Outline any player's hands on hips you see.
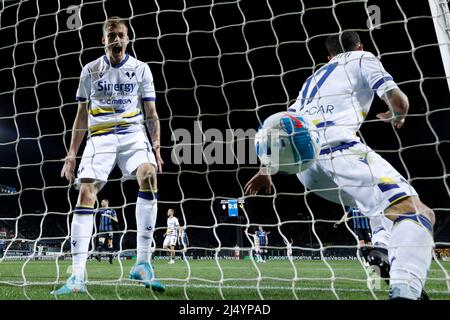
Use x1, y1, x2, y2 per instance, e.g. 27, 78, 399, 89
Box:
61, 155, 76, 182
244, 171, 272, 195
376, 111, 405, 129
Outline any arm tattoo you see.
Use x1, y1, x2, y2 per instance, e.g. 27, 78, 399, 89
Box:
145, 114, 160, 147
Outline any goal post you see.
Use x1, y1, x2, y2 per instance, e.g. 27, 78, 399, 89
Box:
429, 0, 450, 91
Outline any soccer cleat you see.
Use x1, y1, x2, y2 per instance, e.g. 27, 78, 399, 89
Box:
168, 259, 175, 264
366, 247, 390, 284
50, 275, 87, 296
129, 262, 166, 293
389, 288, 430, 300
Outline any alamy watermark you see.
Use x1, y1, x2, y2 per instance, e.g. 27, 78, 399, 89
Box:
171, 121, 258, 165
66, 5, 81, 30
366, 5, 381, 30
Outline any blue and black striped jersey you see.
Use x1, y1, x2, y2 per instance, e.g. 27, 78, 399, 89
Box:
98, 208, 117, 232
348, 207, 370, 230
256, 230, 267, 245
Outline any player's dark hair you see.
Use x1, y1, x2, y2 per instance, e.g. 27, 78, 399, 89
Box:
325, 31, 361, 56
103, 16, 127, 33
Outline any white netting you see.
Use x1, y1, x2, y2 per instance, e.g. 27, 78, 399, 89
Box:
0, 0, 449, 300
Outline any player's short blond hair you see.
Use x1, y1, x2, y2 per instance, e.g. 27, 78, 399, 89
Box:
103, 16, 128, 34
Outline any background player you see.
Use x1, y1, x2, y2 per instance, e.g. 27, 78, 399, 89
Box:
256, 226, 269, 262
334, 207, 372, 262
283, 237, 294, 260
54, 16, 165, 295
94, 198, 118, 264
246, 228, 262, 263
178, 226, 189, 261
245, 31, 435, 300
163, 209, 180, 264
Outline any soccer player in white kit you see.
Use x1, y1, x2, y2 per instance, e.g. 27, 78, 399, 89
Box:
163, 209, 180, 264
245, 31, 435, 300
53, 16, 165, 295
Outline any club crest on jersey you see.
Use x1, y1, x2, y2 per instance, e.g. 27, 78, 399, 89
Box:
125, 71, 135, 79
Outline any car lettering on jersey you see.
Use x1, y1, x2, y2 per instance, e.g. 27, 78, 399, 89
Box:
302, 104, 334, 116
97, 81, 136, 93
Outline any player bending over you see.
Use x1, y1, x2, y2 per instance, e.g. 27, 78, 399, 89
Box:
245, 31, 435, 300
163, 209, 181, 264
53, 16, 165, 295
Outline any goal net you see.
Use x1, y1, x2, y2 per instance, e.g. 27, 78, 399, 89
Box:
0, 0, 449, 300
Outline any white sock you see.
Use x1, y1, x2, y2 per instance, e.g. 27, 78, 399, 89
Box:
389, 214, 434, 299
136, 190, 157, 264
71, 208, 94, 280
370, 214, 393, 247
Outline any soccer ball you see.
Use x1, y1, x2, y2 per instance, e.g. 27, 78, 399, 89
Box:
254, 112, 321, 174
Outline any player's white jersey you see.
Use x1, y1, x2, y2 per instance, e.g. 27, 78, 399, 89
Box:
288, 50, 398, 147
251, 234, 260, 250
76, 54, 155, 137
166, 217, 179, 237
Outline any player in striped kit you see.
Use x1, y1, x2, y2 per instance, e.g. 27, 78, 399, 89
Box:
334, 207, 372, 247
54, 16, 165, 295
246, 31, 435, 300
334, 207, 372, 266
94, 199, 118, 264
256, 226, 269, 263
163, 209, 180, 264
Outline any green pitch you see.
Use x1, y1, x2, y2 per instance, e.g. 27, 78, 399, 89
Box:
0, 259, 449, 300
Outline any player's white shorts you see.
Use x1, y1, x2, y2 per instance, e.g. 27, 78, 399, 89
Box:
163, 235, 177, 247
76, 129, 156, 190
297, 141, 417, 217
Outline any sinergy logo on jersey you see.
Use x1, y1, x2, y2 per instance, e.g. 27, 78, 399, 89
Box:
97, 81, 136, 93
97, 81, 135, 105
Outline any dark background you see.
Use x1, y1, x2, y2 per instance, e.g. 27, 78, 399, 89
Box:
0, 0, 449, 253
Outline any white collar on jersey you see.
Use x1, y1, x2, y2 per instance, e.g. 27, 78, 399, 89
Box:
103, 53, 129, 68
